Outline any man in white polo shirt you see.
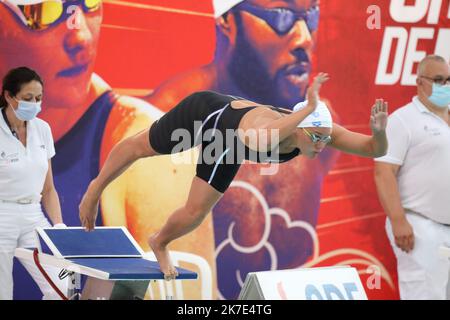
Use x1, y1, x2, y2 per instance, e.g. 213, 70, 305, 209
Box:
374, 55, 450, 300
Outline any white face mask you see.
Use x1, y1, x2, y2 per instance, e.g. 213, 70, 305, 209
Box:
12, 98, 42, 121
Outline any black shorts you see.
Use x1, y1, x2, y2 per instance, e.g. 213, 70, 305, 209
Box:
149, 91, 251, 193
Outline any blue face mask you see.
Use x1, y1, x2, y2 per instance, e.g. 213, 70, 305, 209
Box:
428, 83, 450, 108
12, 99, 42, 121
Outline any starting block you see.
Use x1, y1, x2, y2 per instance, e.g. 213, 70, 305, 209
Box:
14, 227, 197, 300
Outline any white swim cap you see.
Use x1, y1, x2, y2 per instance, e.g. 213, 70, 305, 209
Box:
293, 100, 333, 128
213, 0, 245, 18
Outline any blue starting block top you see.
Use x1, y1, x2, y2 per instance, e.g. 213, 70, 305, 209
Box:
38, 227, 142, 258
35, 227, 197, 280
68, 257, 197, 280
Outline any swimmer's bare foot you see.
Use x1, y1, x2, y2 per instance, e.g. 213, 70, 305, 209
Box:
148, 233, 178, 281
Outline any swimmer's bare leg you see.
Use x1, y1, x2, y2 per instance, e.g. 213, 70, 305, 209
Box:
148, 177, 223, 279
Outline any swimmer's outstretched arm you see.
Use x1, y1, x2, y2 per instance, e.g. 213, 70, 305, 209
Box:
329, 99, 388, 158
259, 73, 329, 150
79, 129, 153, 230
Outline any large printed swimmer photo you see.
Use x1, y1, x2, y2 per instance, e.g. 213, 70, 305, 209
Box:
1, 0, 449, 300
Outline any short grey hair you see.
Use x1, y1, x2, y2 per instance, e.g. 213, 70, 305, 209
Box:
417, 55, 448, 76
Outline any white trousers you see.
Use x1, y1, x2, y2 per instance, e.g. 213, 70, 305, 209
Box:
386, 212, 450, 300
0, 202, 67, 300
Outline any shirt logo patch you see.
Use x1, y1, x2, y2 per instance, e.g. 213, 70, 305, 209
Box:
423, 125, 441, 136
0, 151, 19, 165
40, 144, 46, 149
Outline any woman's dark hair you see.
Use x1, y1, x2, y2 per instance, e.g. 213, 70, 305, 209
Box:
0, 67, 43, 109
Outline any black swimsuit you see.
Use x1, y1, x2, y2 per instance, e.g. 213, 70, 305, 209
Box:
149, 91, 300, 193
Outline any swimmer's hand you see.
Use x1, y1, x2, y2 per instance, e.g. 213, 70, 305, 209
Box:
79, 181, 100, 231
370, 99, 388, 135
306, 73, 329, 111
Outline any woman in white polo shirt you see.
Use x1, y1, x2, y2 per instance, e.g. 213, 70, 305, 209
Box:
0, 67, 66, 300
